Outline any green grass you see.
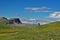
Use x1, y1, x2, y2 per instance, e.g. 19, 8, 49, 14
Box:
0, 21, 60, 40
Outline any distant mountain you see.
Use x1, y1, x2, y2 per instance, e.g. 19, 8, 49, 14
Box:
0, 17, 7, 21
0, 17, 49, 25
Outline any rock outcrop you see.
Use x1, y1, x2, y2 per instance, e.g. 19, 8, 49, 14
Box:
7, 18, 22, 24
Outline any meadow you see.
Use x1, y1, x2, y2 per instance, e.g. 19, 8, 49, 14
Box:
0, 21, 60, 40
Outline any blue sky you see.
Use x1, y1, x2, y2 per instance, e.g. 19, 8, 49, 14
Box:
0, 0, 60, 22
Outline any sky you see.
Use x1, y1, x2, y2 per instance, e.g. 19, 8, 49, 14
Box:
0, 0, 60, 22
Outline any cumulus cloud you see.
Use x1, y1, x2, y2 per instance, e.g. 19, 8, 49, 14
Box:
24, 6, 52, 12
49, 12, 60, 18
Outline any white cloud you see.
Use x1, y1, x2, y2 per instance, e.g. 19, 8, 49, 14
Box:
24, 6, 52, 12
29, 18, 36, 20
49, 12, 60, 18
20, 18, 49, 25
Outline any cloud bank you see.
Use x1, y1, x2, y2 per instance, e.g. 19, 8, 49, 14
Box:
20, 18, 48, 25
49, 12, 60, 18
25, 6, 52, 12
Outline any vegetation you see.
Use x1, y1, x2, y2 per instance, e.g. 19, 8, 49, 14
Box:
0, 21, 60, 40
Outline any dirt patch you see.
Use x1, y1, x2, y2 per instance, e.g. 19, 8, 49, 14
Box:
0, 30, 19, 37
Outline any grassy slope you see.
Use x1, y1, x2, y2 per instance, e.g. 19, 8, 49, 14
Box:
0, 21, 60, 40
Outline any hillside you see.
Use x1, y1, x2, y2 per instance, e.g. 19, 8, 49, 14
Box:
0, 21, 60, 40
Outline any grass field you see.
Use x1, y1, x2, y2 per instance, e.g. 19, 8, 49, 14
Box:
0, 21, 60, 40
